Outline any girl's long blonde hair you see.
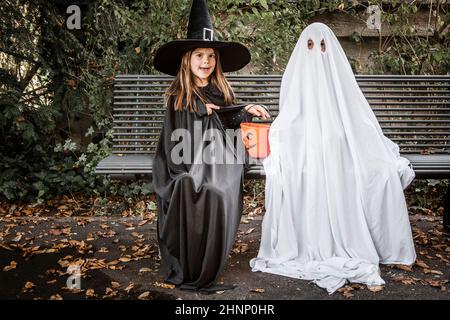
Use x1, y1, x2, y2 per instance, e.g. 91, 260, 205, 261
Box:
165, 48, 235, 111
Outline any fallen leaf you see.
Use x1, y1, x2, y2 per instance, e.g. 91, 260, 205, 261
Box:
131, 232, 143, 239
430, 270, 444, 275
12, 233, 23, 242
427, 279, 442, 287
138, 220, 149, 227
24, 281, 35, 290
240, 218, 249, 224
50, 294, 63, 300
108, 265, 124, 271
121, 222, 134, 228
350, 284, 365, 290
102, 230, 117, 238
49, 229, 62, 236
435, 254, 450, 263
343, 292, 354, 298
3, 261, 17, 272
415, 259, 429, 269
119, 257, 131, 263
138, 291, 150, 300
111, 282, 121, 289
250, 288, 265, 293
139, 267, 152, 273
105, 288, 113, 295
43, 248, 59, 254
102, 288, 118, 299
232, 243, 249, 253
0, 243, 13, 251
86, 233, 95, 241
338, 285, 355, 298
392, 275, 417, 285
125, 283, 135, 293
367, 285, 384, 292
86, 289, 96, 297
154, 282, 175, 289
245, 228, 255, 235
395, 264, 412, 272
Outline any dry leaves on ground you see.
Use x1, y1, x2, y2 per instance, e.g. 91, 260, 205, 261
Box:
138, 291, 150, 300
250, 288, 265, 293
232, 243, 249, 254
3, 260, 17, 272
367, 285, 384, 293
154, 282, 175, 289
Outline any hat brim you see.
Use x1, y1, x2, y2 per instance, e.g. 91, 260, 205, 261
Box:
153, 40, 251, 76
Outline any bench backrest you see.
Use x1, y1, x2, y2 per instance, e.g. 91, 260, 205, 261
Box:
112, 75, 450, 155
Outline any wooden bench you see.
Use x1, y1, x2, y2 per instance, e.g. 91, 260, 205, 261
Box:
95, 74, 450, 228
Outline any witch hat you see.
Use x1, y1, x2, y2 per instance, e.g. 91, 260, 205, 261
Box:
153, 0, 251, 76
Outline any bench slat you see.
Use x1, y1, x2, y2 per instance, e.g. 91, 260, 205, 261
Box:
96, 74, 450, 179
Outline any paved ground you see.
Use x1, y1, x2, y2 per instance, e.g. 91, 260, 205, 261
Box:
0, 209, 449, 300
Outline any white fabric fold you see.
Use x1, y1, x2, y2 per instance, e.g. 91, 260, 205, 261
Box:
250, 23, 416, 294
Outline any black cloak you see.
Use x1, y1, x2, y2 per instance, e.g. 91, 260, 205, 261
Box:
152, 82, 251, 291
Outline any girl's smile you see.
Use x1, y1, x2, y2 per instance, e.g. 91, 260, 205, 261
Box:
199, 66, 212, 73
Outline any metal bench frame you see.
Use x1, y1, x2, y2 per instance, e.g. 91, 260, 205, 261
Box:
95, 74, 450, 228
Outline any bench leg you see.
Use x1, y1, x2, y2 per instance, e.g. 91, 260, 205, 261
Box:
444, 183, 450, 232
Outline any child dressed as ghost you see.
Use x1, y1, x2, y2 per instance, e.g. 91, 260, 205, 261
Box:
250, 23, 416, 294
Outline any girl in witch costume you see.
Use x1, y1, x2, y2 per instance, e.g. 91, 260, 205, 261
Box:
152, 0, 269, 292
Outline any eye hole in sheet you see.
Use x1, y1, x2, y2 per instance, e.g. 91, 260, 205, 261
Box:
321, 39, 326, 52
307, 38, 314, 50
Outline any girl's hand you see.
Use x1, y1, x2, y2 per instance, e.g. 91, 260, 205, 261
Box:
205, 103, 220, 115
244, 104, 270, 120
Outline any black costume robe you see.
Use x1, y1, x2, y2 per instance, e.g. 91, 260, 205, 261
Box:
152, 82, 251, 291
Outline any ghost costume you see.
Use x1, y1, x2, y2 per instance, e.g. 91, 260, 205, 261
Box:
250, 23, 416, 294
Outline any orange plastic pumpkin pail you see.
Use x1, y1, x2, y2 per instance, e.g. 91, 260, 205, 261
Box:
240, 122, 271, 159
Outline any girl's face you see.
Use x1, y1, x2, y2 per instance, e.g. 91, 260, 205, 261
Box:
190, 48, 216, 86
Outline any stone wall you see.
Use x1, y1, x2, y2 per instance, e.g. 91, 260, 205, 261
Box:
307, 4, 446, 72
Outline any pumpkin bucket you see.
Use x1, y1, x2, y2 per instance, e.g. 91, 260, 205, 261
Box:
240, 107, 272, 159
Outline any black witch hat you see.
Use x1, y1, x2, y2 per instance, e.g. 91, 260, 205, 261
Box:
153, 0, 251, 76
